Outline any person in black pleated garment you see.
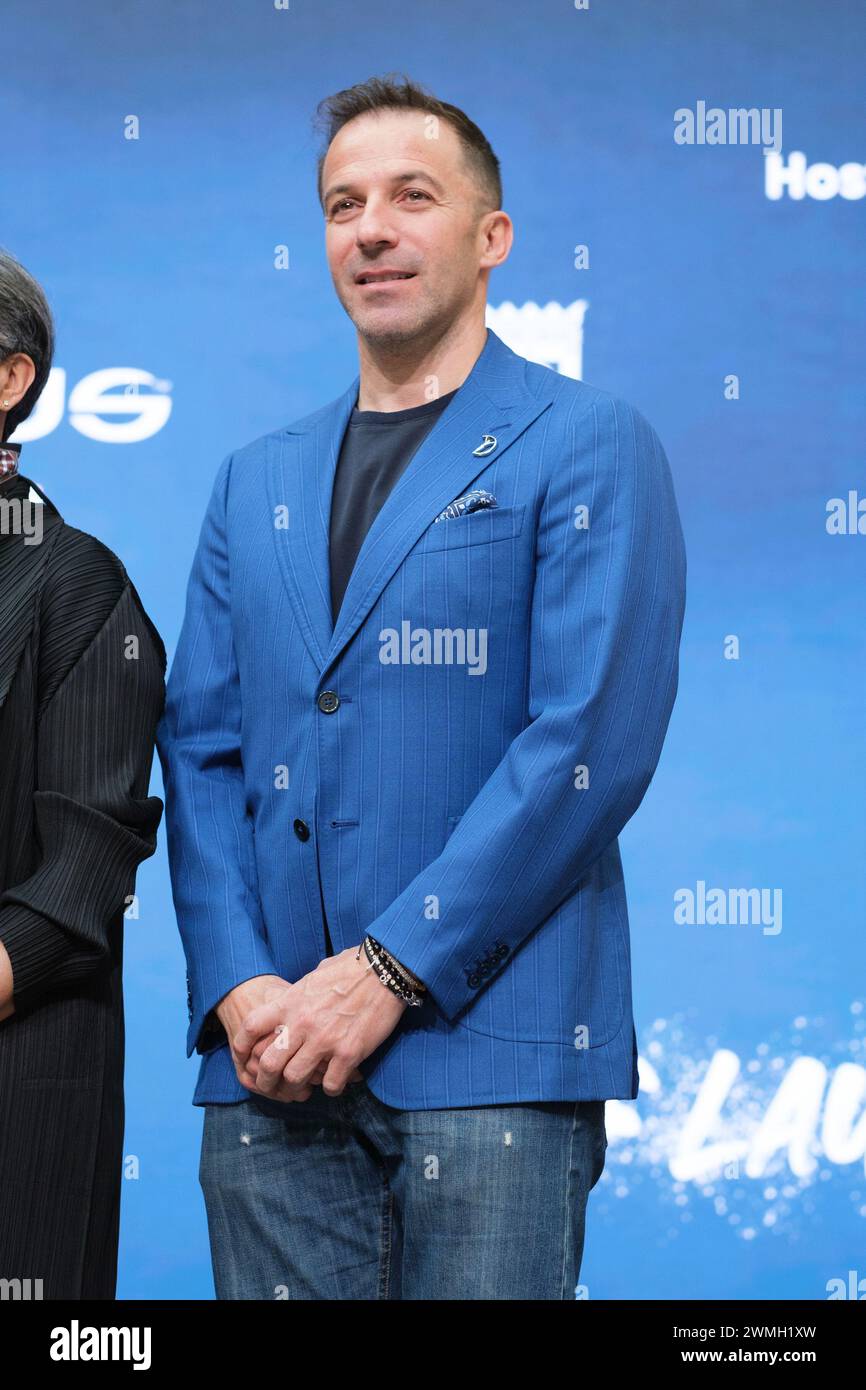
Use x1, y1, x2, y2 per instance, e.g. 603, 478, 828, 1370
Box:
0, 249, 166, 1298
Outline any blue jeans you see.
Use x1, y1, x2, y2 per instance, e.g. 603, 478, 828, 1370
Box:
199, 1080, 607, 1299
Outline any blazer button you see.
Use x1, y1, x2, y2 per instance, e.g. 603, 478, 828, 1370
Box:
293, 818, 310, 841
317, 690, 340, 713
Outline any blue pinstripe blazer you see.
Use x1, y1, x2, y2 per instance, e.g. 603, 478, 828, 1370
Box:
157, 327, 687, 1109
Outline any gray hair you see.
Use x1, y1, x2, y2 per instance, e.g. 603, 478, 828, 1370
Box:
0, 249, 55, 443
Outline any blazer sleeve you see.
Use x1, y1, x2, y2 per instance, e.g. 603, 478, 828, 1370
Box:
0, 541, 166, 1012
156, 454, 280, 1058
369, 393, 688, 1022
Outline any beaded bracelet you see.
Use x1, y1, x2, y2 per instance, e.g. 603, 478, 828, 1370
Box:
358, 934, 427, 1007
363, 935, 426, 1005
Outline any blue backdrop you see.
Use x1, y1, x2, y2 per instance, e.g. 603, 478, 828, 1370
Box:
3, 0, 864, 1301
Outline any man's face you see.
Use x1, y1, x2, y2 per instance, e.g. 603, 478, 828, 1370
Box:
321, 109, 492, 349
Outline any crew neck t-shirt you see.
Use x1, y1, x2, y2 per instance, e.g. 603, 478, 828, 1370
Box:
328, 387, 458, 625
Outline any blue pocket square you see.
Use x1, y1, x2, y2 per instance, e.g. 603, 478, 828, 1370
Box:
434, 489, 498, 523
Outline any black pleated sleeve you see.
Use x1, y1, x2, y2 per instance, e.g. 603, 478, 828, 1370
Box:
0, 527, 166, 1010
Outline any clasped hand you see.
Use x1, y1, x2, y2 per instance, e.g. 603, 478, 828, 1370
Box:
232, 946, 407, 1103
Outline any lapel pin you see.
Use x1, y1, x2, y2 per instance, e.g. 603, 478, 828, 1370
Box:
472, 434, 497, 457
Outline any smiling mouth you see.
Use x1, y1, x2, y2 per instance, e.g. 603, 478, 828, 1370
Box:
356, 272, 417, 286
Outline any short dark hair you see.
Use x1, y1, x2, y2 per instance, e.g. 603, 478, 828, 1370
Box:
314, 73, 502, 216
0, 249, 55, 443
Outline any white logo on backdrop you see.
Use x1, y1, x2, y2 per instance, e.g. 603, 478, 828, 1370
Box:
10, 368, 173, 444
602, 1007, 866, 1243
765, 151, 866, 200
487, 300, 587, 380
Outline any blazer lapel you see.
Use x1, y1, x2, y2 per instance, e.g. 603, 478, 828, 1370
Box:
0, 474, 61, 710
266, 378, 358, 672
267, 328, 556, 678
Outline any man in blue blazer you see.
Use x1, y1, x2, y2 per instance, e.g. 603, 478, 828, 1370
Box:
158, 74, 686, 1300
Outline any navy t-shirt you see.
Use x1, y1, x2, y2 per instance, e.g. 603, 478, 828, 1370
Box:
329, 387, 458, 624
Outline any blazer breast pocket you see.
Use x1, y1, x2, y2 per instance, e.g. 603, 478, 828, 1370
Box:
410, 504, 526, 556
